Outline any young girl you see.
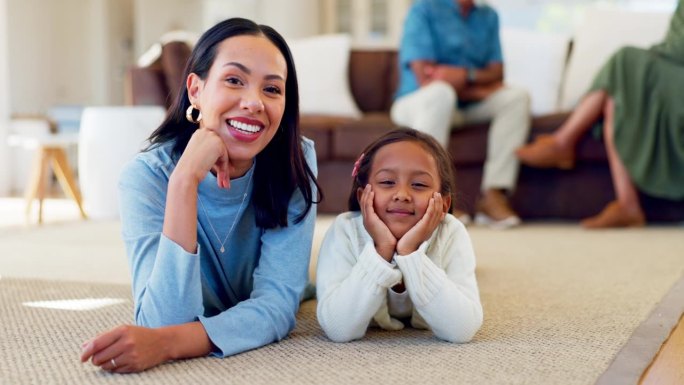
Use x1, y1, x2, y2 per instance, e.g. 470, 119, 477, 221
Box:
316, 128, 483, 343
80, 18, 320, 372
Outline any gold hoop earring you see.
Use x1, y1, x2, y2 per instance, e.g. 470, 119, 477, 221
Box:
185, 105, 202, 124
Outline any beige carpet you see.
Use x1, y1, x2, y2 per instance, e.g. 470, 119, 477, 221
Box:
1, 223, 683, 384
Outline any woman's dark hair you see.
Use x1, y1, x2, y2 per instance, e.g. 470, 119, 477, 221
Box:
147, 17, 321, 228
348, 127, 455, 213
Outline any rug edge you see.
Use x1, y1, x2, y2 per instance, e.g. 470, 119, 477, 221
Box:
595, 272, 684, 385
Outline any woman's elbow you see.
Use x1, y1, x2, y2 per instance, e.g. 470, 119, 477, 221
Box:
134, 306, 196, 329
134, 310, 156, 328
276, 312, 298, 341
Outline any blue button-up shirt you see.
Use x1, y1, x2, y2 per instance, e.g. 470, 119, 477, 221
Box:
395, 0, 503, 99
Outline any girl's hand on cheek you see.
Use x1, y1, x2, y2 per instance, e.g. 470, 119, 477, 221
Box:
175, 128, 232, 189
397, 192, 444, 255
359, 184, 396, 262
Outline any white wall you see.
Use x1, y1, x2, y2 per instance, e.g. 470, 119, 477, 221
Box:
133, 0, 203, 58
202, 0, 259, 29
321, 0, 411, 47
8, 0, 94, 114
7, 0, 133, 115
201, 0, 321, 41
90, 0, 134, 106
201, 0, 321, 40
134, 0, 320, 59
258, 0, 320, 40
488, 0, 677, 33
0, 0, 10, 194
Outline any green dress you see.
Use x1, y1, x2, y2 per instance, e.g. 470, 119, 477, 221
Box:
589, 0, 684, 200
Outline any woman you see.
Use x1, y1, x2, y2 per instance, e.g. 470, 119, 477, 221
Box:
80, 18, 320, 372
516, 1, 684, 228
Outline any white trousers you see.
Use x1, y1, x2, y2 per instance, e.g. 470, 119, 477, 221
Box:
390, 81, 531, 191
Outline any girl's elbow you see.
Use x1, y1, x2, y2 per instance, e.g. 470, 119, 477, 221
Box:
317, 314, 362, 343
438, 313, 483, 343
439, 327, 479, 344
329, 335, 355, 343
322, 327, 360, 343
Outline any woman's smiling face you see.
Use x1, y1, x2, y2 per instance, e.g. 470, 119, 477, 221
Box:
187, 34, 287, 176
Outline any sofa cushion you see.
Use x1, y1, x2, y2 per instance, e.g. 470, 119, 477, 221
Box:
300, 115, 356, 161
290, 34, 362, 118
448, 122, 490, 165
500, 27, 570, 115
331, 113, 398, 159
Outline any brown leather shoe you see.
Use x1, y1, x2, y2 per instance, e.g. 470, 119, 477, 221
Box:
516, 135, 575, 169
581, 201, 646, 229
475, 189, 521, 229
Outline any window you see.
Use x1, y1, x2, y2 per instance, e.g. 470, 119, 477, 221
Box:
322, 0, 411, 47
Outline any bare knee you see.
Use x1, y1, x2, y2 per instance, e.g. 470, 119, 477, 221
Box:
603, 97, 615, 138
603, 96, 614, 115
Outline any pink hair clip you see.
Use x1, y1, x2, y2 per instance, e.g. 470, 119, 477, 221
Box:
351, 152, 365, 178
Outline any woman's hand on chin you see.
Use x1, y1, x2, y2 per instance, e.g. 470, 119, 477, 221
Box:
177, 127, 232, 189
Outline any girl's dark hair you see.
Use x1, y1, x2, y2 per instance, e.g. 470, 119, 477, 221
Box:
348, 127, 455, 213
147, 17, 321, 228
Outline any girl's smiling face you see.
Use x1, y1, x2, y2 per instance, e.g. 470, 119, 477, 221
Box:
364, 140, 445, 239
187, 34, 287, 176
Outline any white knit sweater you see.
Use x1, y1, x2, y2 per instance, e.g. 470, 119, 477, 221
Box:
316, 212, 483, 343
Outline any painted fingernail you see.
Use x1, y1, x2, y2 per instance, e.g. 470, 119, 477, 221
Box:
81, 341, 93, 353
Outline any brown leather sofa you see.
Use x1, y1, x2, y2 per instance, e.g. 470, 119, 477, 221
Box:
127, 44, 684, 222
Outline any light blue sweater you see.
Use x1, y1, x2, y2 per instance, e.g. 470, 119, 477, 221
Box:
118, 138, 317, 357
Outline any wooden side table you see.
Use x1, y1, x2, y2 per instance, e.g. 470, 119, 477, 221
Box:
8, 133, 87, 224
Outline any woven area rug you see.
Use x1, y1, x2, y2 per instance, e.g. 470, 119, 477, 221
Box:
1, 226, 683, 384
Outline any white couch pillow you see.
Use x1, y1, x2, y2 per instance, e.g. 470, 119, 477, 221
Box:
501, 27, 571, 116
559, 7, 672, 110
289, 34, 362, 118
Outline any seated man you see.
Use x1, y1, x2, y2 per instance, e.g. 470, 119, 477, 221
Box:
391, 0, 530, 229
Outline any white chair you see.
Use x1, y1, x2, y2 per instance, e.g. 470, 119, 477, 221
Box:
78, 106, 166, 220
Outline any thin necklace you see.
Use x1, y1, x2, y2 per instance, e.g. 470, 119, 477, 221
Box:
197, 168, 254, 254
